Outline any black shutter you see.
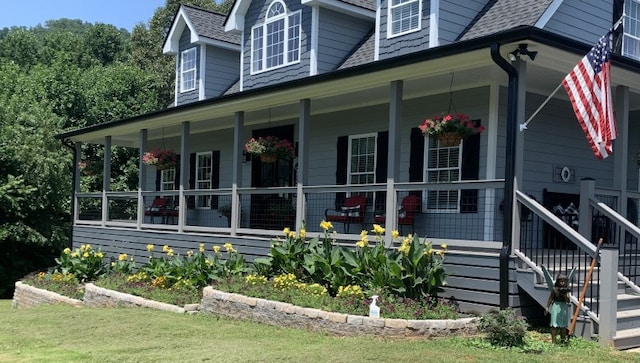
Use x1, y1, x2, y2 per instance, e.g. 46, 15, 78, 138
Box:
408, 127, 424, 208
210, 150, 220, 209
173, 160, 180, 207
461, 120, 481, 213
187, 153, 196, 209
155, 170, 161, 191
375, 131, 388, 212
335, 136, 348, 209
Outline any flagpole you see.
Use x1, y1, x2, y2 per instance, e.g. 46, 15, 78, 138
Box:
519, 83, 563, 131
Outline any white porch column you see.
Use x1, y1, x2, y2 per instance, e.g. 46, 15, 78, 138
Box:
102, 136, 111, 227
384, 80, 402, 247
137, 129, 148, 229
179, 122, 190, 233
614, 85, 629, 247
232, 111, 244, 235
297, 99, 310, 232
512, 58, 527, 251
599, 245, 619, 348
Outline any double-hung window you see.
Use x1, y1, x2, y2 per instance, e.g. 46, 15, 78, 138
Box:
180, 48, 197, 92
388, 0, 421, 37
623, 0, 640, 60
348, 133, 377, 202
196, 152, 212, 208
251, 0, 301, 73
160, 168, 176, 192
424, 137, 461, 211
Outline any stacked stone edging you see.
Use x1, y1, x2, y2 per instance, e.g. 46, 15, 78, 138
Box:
11, 281, 83, 309
200, 287, 478, 337
83, 283, 185, 313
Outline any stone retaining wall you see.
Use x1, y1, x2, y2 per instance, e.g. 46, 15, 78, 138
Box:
83, 283, 186, 313
200, 287, 478, 337
12, 281, 83, 309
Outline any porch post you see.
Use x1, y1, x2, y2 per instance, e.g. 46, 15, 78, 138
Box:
512, 59, 527, 251
137, 129, 148, 229
232, 111, 244, 235
579, 178, 595, 242
384, 80, 402, 247
599, 245, 619, 348
73, 142, 82, 223
179, 122, 190, 233
296, 99, 310, 232
102, 136, 111, 227
614, 85, 629, 248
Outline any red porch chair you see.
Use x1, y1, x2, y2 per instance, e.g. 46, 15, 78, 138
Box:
325, 195, 368, 233
144, 197, 167, 224
373, 194, 421, 235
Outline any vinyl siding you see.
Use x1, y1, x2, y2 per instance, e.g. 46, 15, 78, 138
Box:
242, 0, 311, 90
541, 0, 612, 45
204, 45, 240, 99
176, 29, 200, 106
378, 0, 430, 60
317, 8, 373, 73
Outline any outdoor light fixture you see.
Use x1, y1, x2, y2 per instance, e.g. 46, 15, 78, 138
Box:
508, 44, 538, 61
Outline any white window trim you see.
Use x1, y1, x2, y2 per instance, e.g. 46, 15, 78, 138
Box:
250, 0, 302, 75
387, 0, 422, 39
195, 151, 212, 209
180, 47, 197, 93
160, 168, 176, 192
346, 133, 377, 209
422, 137, 462, 213
623, 0, 640, 61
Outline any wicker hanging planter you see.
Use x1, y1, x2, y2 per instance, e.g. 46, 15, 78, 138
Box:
437, 132, 463, 147
260, 153, 278, 163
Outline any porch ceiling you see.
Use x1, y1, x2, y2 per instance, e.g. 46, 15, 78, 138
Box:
61, 37, 640, 147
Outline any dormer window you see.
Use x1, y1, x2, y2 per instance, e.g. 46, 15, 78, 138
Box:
180, 47, 197, 92
388, 0, 421, 38
251, 0, 301, 73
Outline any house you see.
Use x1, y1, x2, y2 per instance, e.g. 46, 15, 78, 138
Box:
58, 0, 640, 348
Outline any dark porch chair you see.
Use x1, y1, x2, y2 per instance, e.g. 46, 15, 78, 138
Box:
373, 194, 421, 235
325, 195, 368, 233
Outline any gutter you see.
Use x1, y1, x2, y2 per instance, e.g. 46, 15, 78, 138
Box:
60, 138, 76, 248
490, 42, 517, 310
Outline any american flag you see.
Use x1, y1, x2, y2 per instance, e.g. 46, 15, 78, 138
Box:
562, 31, 617, 159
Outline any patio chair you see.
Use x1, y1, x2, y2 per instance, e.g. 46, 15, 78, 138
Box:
373, 194, 421, 235
144, 197, 167, 224
325, 195, 368, 233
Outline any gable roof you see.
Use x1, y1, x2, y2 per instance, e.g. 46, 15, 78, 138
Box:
163, 4, 240, 54
459, 0, 555, 41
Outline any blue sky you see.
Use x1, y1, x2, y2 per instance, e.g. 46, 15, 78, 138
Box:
0, 0, 167, 31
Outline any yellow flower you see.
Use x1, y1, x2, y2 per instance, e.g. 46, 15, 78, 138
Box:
372, 224, 385, 235
299, 229, 306, 238
96, 252, 104, 259
288, 231, 296, 239
320, 220, 333, 231
283, 227, 290, 236
162, 245, 170, 253
63, 247, 71, 255
213, 245, 221, 254
118, 253, 128, 261
224, 243, 233, 252
199, 243, 205, 253
440, 243, 448, 250
167, 249, 174, 257
360, 230, 368, 238
392, 230, 400, 239
146, 244, 154, 252
71, 252, 78, 258
111, 262, 116, 267
398, 243, 410, 255
82, 252, 89, 258
187, 250, 194, 257
436, 250, 444, 256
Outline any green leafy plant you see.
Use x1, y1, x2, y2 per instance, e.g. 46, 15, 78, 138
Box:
478, 309, 528, 347
54, 244, 107, 282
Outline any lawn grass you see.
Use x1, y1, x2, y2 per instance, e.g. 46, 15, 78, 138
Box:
1, 300, 638, 363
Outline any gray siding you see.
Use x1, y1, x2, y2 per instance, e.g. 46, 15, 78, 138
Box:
204, 45, 240, 99
317, 8, 372, 74
438, 0, 490, 45
541, 0, 612, 45
176, 29, 200, 106
378, 0, 430, 60
242, 0, 311, 90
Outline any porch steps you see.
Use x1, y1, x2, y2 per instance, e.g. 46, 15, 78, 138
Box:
516, 268, 640, 350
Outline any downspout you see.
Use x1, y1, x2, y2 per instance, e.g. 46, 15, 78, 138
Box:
61, 138, 76, 249
490, 43, 518, 310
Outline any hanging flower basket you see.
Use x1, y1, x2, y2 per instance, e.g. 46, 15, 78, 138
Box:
244, 136, 295, 161
260, 153, 278, 163
143, 147, 178, 170
438, 132, 463, 147
418, 113, 485, 146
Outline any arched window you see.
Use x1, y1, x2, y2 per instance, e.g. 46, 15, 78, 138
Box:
251, 0, 301, 73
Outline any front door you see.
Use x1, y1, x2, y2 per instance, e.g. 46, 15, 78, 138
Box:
250, 124, 295, 229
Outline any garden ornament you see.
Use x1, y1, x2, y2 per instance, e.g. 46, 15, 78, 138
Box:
542, 265, 577, 344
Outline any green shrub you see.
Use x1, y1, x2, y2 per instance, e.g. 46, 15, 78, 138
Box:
54, 245, 107, 282
478, 309, 528, 347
